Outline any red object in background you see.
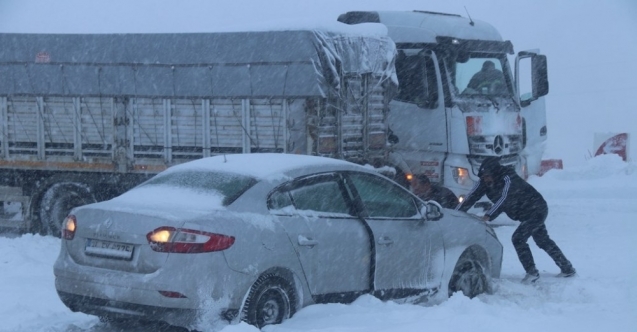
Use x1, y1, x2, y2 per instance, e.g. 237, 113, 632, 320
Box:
594, 133, 628, 161
538, 159, 563, 176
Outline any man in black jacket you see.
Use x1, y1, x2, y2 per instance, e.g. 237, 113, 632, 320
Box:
455, 157, 576, 283
466, 60, 506, 94
410, 174, 458, 209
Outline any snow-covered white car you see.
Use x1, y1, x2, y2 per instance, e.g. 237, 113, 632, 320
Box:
53, 153, 502, 330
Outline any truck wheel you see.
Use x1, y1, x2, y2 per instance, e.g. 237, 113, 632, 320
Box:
38, 182, 96, 237
242, 274, 296, 328
448, 258, 488, 299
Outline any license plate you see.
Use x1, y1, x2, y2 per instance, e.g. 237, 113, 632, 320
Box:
85, 239, 134, 260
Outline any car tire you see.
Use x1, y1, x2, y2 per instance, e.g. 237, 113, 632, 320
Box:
448, 258, 488, 299
242, 274, 296, 328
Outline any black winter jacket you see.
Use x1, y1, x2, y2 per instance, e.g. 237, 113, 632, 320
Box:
456, 165, 547, 222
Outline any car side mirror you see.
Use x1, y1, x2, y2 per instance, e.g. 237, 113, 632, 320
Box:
421, 201, 443, 221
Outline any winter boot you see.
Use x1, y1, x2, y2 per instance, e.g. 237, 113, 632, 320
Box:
556, 268, 577, 278
521, 270, 540, 284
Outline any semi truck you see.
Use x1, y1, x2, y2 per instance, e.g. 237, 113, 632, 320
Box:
0, 26, 397, 235
338, 10, 549, 201
0, 9, 550, 235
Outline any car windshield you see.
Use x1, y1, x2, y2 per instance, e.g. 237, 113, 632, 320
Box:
141, 170, 257, 206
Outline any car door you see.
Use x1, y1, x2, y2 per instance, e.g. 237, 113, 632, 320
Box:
268, 173, 372, 302
344, 172, 445, 299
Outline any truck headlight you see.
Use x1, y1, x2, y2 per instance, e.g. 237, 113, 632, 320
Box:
452, 167, 474, 186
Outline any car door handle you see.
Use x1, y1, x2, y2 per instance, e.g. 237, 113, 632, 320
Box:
298, 235, 319, 247
377, 236, 394, 245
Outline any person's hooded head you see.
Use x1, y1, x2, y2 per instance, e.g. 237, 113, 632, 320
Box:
478, 157, 502, 184
482, 60, 496, 71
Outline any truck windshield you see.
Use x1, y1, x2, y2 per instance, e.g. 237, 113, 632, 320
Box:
451, 56, 513, 97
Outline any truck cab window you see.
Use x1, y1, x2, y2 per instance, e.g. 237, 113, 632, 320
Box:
454, 57, 511, 96
395, 52, 438, 108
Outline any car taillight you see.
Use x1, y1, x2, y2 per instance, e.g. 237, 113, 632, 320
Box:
62, 215, 76, 240
146, 227, 235, 253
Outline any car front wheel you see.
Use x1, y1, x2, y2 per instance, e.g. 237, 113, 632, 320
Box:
448, 258, 489, 298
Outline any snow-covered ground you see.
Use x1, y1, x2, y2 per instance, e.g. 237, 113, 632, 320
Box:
0, 154, 635, 332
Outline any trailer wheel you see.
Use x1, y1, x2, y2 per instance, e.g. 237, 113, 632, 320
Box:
37, 182, 96, 237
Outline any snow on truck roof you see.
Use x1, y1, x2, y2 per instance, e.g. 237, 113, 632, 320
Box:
339, 10, 503, 44
0, 22, 396, 98
162, 153, 356, 179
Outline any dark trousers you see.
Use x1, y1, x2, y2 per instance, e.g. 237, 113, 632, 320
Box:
511, 208, 573, 273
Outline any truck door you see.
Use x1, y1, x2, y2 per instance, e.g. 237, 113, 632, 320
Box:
515, 50, 549, 176
388, 50, 446, 169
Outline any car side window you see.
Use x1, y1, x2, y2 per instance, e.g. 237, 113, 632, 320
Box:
347, 172, 419, 218
269, 190, 294, 212
268, 174, 353, 217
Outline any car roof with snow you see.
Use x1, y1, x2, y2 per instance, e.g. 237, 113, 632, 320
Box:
161, 153, 361, 179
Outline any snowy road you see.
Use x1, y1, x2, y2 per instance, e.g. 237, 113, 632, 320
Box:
1, 155, 635, 332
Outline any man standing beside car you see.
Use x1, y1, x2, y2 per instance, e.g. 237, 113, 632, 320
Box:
455, 157, 576, 283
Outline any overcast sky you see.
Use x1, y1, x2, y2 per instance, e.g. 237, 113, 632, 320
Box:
1, 0, 636, 166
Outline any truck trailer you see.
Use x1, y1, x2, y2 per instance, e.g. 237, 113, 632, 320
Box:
0, 26, 397, 235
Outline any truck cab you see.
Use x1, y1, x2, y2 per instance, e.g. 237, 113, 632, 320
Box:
339, 10, 549, 200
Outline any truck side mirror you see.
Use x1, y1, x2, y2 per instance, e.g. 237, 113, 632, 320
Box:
516, 51, 549, 107
532, 55, 549, 98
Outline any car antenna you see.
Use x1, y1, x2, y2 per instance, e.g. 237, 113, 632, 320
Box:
464, 6, 475, 26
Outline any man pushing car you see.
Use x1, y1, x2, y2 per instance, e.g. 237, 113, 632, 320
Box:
456, 157, 577, 283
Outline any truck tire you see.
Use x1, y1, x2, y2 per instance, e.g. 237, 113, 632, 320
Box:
242, 274, 296, 328
37, 182, 96, 237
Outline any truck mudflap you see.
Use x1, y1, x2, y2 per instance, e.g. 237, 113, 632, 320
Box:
0, 186, 30, 230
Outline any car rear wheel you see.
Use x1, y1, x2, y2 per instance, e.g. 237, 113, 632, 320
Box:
242, 274, 296, 328
448, 258, 488, 299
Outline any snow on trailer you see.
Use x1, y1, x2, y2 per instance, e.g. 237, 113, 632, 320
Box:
0, 26, 397, 234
